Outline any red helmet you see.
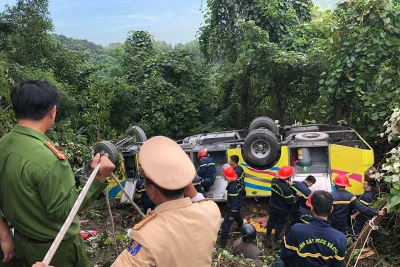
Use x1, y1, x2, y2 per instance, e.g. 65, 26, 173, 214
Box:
334, 175, 351, 187
197, 149, 207, 158
222, 164, 237, 181
306, 193, 313, 208
277, 166, 294, 179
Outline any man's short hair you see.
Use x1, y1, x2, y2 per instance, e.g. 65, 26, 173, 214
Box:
365, 177, 377, 188
305, 175, 316, 184
11, 80, 61, 121
311, 191, 333, 217
230, 155, 239, 164
145, 177, 185, 199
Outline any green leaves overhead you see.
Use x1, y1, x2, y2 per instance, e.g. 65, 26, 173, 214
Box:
317, 0, 400, 137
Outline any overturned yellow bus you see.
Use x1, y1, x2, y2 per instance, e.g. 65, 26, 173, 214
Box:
96, 118, 373, 201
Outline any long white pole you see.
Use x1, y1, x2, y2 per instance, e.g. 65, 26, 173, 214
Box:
111, 173, 146, 219
42, 163, 101, 265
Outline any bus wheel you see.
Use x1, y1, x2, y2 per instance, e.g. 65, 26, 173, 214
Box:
93, 141, 120, 166
125, 126, 147, 142
243, 129, 279, 166
248, 117, 278, 135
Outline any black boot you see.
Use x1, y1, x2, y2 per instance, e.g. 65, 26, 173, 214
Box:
265, 228, 272, 238
274, 230, 282, 243
215, 239, 227, 249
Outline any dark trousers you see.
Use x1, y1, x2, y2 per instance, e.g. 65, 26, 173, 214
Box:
290, 204, 301, 225
353, 216, 369, 235
267, 207, 288, 240
220, 210, 243, 244
330, 220, 347, 235
201, 180, 214, 192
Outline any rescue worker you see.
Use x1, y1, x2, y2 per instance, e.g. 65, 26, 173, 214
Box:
290, 175, 316, 225
112, 136, 221, 267
187, 154, 203, 193
298, 202, 313, 224
0, 80, 115, 267
135, 165, 156, 214
232, 224, 262, 261
350, 178, 378, 235
266, 166, 301, 243
192, 174, 204, 193
216, 164, 246, 249
272, 191, 347, 267
197, 149, 216, 192
230, 155, 245, 186
328, 175, 385, 235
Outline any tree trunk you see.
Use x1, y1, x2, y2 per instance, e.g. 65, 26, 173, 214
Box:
336, 99, 343, 121
241, 75, 250, 126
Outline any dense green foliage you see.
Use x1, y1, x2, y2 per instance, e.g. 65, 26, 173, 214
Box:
1, 0, 400, 264
0, 0, 399, 159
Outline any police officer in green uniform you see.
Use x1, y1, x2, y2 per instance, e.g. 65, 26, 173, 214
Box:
0, 80, 115, 267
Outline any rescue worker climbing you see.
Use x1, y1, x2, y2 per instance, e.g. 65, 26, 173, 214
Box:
266, 166, 301, 243
197, 149, 216, 192
328, 175, 385, 235
272, 191, 347, 267
216, 164, 245, 249
350, 177, 379, 236
232, 224, 262, 261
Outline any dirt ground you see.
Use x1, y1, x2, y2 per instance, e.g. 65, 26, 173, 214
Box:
79, 197, 380, 267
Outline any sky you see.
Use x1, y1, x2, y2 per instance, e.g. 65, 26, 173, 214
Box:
0, 0, 205, 46
0, 0, 338, 47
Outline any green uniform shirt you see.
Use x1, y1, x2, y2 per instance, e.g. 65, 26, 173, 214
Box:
0, 125, 108, 241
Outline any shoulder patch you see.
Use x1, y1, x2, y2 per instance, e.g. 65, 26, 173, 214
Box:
132, 214, 157, 230
127, 240, 142, 256
45, 141, 67, 160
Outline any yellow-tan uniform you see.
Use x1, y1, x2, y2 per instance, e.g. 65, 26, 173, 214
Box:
112, 197, 221, 267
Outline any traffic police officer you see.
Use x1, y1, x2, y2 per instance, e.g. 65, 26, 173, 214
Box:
0, 80, 115, 267
273, 191, 347, 267
112, 136, 221, 267
197, 149, 216, 192
351, 177, 378, 235
328, 175, 384, 235
232, 224, 262, 261
216, 164, 246, 248
266, 166, 300, 243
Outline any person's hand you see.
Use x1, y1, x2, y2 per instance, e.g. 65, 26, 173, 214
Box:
296, 191, 303, 197
0, 230, 14, 263
91, 153, 115, 183
350, 214, 357, 220
378, 210, 386, 216
228, 217, 234, 221
32, 262, 54, 267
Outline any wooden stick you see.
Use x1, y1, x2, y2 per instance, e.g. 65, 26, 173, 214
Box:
42, 163, 101, 265
111, 173, 146, 219
104, 187, 119, 256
